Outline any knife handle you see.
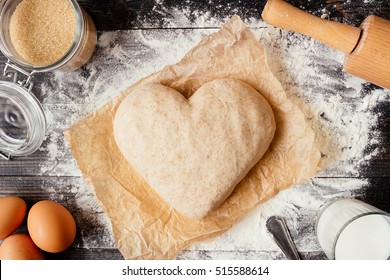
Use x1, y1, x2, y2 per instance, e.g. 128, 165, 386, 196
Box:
261, 0, 361, 54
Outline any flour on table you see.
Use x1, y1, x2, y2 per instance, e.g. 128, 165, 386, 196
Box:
142, 0, 265, 28
181, 178, 369, 259
37, 7, 389, 258
258, 26, 387, 176
72, 185, 116, 249
38, 181, 116, 250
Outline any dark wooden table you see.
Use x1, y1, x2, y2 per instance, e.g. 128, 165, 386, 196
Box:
0, 0, 389, 260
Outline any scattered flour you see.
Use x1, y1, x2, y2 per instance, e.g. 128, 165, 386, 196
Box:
38, 180, 116, 250
73, 185, 116, 249
183, 178, 369, 259
36, 6, 389, 259
257, 26, 388, 176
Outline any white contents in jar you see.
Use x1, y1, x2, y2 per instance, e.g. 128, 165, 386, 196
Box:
335, 215, 390, 260
9, 0, 76, 66
317, 199, 390, 260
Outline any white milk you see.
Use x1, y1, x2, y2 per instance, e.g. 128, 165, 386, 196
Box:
335, 214, 390, 260
316, 198, 390, 260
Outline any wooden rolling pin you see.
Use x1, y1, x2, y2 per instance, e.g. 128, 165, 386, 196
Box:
261, 0, 390, 90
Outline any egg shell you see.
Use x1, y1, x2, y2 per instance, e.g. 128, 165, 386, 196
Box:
0, 196, 27, 239
27, 200, 76, 253
0, 233, 44, 260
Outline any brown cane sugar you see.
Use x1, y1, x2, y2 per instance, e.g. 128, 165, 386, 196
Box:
9, 0, 77, 66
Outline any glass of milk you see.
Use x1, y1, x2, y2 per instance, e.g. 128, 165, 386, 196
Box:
316, 198, 390, 260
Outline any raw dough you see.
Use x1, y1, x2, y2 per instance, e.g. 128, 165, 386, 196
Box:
113, 79, 276, 219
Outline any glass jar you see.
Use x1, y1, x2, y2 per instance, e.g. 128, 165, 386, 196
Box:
0, 0, 97, 159
316, 198, 390, 260
0, 78, 46, 159
0, 0, 97, 72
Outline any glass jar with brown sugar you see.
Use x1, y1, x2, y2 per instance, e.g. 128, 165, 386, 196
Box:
0, 0, 97, 159
0, 0, 97, 71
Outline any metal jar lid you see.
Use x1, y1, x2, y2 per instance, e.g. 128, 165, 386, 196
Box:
0, 65, 46, 159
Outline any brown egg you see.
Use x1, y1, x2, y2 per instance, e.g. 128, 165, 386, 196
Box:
0, 196, 27, 239
0, 233, 44, 260
27, 200, 76, 253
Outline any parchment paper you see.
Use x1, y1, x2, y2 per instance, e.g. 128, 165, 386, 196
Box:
64, 16, 321, 260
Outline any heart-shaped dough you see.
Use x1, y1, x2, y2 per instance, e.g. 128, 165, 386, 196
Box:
113, 79, 276, 219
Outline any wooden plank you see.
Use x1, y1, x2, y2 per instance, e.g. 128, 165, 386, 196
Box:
0, 176, 117, 252
1, 176, 388, 259
323, 0, 390, 25
77, 0, 265, 30
44, 248, 326, 260
353, 177, 390, 213
44, 248, 123, 260
75, 0, 390, 30
177, 250, 326, 260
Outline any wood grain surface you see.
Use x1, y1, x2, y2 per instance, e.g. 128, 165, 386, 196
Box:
0, 0, 389, 260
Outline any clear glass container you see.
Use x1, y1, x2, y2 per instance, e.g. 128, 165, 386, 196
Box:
0, 79, 46, 159
316, 198, 390, 260
0, 0, 97, 72
0, 0, 97, 158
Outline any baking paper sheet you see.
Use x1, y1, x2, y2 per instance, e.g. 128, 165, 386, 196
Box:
65, 16, 321, 259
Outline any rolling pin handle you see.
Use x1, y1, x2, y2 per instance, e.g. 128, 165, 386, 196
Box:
261, 0, 361, 54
